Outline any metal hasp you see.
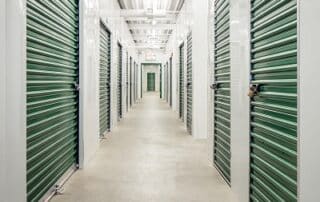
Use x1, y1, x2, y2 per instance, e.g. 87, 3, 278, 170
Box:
100, 21, 112, 137
213, 0, 231, 184
186, 32, 193, 135
249, 0, 297, 201
26, 1, 80, 201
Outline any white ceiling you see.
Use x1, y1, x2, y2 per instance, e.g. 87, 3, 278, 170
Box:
118, 0, 185, 51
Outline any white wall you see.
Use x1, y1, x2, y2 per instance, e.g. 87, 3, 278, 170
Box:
2, 0, 27, 201
0, 0, 6, 199
229, 0, 251, 201
79, 0, 101, 168
78, 0, 138, 167
165, 0, 192, 114
191, 0, 209, 139
142, 64, 160, 92
298, 1, 320, 201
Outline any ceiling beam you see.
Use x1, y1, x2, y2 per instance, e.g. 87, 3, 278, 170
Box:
129, 24, 175, 30
120, 9, 179, 18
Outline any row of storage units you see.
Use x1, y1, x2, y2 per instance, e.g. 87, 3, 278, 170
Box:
163, 31, 193, 136
208, 0, 297, 201
25, 1, 140, 201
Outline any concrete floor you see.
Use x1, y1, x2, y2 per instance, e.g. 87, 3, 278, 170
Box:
52, 93, 235, 202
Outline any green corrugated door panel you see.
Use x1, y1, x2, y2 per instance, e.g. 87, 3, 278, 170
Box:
130, 58, 132, 106
160, 66, 162, 98
213, 0, 231, 184
99, 23, 111, 136
186, 32, 192, 135
169, 57, 173, 107
26, 1, 79, 201
147, 73, 156, 91
250, 0, 297, 201
179, 44, 184, 120
117, 44, 122, 120
126, 54, 129, 111
166, 63, 169, 102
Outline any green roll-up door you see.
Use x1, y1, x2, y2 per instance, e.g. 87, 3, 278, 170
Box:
166, 62, 169, 102
160, 65, 162, 98
169, 57, 173, 107
126, 53, 129, 111
26, 1, 79, 201
213, 0, 231, 184
179, 44, 185, 120
250, 0, 297, 201
117, 43, 123, 120
133, 62, 136, 102
186, 32, 192, 134
130, 57, 132, 107
99, 22, 111, 136
147, 73, 156, 91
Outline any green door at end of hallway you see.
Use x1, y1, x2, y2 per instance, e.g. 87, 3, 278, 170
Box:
27, 1, 79, 201
147, 73, 156, 92
213, 0, 231, 184
250, 0, 297, 201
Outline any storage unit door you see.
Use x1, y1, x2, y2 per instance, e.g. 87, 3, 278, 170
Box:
99, 23, 111, 136
26, 1, 79, 201
186, 33, 193, 134
117, 44, 122, 120
126, 53, 129, 111
169, 58, 173, 107
160, 65, 162, 98
147, 73, 156, 91
213, 0, 231, 184
166, 62, 170, 102
250, 0, 297, 201
130, 58, 132, 106
179, 44, 185, 120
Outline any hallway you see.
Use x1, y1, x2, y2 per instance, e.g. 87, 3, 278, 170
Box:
52, 93, 234, 202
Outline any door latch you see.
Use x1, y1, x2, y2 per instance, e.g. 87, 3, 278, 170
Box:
74, 82, 80, 91
210, 83, 218, 90
248, 84, 260, 98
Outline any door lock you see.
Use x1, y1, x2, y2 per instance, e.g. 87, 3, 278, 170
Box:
210, 83, 218, 90
248, 84, 260, 98
74, 82, 80, 91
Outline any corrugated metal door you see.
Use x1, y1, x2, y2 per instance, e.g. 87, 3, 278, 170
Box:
117, 43, 122, 120
169, 57, 173, 107
133, 62, 136, 102
213, 0, 231, 184
147, 73, 156, 91
250, 0, 297, 201
179, 44, 184, 120
160, 65, 162, 98
26, 1, 79, 201
186, 32, 192, 134
99, 22, 111, 136
130, 57, 132, 106
166, 62, 169, 102
126, 52, 129, 112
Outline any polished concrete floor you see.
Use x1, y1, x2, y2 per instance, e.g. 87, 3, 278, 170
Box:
52, 93, 235, 202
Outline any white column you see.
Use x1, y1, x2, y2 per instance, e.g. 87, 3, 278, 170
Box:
229, 0, 251, 201
3, 0, 27, 201
0, 0, 6, 199
192, 0, 209, 139
298, 1, 320, 201
79, 0, 100, 168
